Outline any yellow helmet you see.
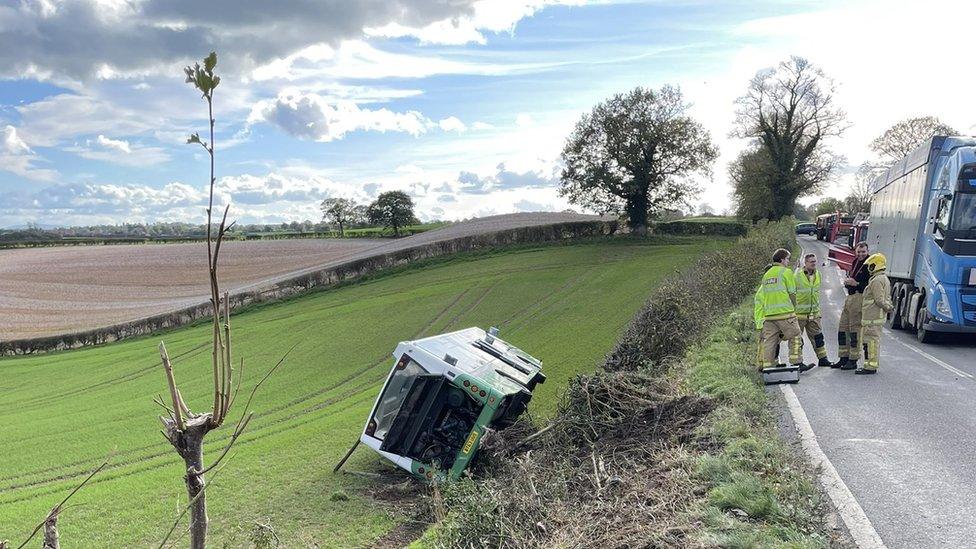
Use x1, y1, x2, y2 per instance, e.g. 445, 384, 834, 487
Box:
865, 253, 887, 274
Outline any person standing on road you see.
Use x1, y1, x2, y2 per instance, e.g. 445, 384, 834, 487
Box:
857, 253, 893, 375
759, 249, 812, 372
795, 253, 831, 367
832, 242, 870, 370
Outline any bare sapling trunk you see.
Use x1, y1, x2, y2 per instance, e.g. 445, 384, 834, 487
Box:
7, 458, 109, 549
156, 51, 233, 549
155, 52, 287, 549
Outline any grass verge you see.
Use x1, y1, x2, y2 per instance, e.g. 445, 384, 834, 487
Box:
415, 220, 836, 548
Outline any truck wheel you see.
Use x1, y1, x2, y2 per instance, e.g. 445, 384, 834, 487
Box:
916, 307, 937, 344
886, 293, 903, 330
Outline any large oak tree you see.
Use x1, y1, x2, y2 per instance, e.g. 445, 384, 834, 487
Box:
733, 56, 846, 219
559, 85, 718, 236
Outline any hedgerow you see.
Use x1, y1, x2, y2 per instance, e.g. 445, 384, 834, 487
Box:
654, 219, 748, 237
416, 220, 832, 549
605, 219, 795, 371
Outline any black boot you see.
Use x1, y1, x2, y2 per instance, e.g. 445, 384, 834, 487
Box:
855, 368, 877, 375
795, 362, 815, 373
818, 357, 831, 367
830, 357, 846, 369
841, 359, 857, 371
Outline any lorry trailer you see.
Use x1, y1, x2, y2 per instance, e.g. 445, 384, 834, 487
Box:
867, 136, 976, 342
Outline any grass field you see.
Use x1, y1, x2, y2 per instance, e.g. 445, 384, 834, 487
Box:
0, 236, 727, 547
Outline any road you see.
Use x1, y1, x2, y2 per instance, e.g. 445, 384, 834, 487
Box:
788, 236, 976, 548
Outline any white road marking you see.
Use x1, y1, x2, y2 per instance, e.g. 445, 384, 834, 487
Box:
780, 384, 888, 549
886, 333, 974, 379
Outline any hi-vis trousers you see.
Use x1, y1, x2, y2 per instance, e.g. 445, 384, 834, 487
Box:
837, 293, 863, 360
798, 315, 828, 359
861, 325, 882, 371
761, 316, 802, 368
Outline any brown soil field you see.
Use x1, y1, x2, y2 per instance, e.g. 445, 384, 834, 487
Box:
0, 212, 601, 340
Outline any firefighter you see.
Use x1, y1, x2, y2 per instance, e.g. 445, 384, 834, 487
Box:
759, 249, 811, 372
832, 242, 870, 370
857, 253, 892, 374
795, 253, 830, 367
753, 264, 782, 369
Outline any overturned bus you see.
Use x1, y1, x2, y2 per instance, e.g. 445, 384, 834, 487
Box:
360, 327, 545, 481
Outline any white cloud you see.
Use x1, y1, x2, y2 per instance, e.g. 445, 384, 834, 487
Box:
250, 40, 553, 82
249, 90, 432, 142
365, 0, 590, 45
2, 125, 32, 155
438, 116, 467, 133
515, 113, 534, 127
95, 134, 131, 153
63, 135, 171, 166
0, 124, 59, 182
0, 1, 490, 82
249, 90, 471, 142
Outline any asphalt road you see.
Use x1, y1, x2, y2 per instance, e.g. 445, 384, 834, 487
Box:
788, 236, 976, 548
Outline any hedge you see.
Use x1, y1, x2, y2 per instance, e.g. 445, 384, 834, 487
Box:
654, 219, 748, 237
605, 219, 795, 371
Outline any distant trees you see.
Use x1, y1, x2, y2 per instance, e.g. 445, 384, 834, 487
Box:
367, 191, 416, 237
559, 85, 718, 236
320, 197, 356, 237
844, 165, 873, 214
732, 56, 847, 220
813, 197, 845, 216
870, 116, 957, 163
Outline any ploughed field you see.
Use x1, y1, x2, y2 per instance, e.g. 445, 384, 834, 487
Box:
0, 236, 728, 546
0, 212, 598, 340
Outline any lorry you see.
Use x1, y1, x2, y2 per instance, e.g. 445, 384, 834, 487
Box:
358, 326, 545, 481
866, 136, 976, 342
816, 211, 856, 243
827, 213, 870, 271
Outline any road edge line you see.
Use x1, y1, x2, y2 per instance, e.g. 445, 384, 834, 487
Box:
779, 384, 887, 549
886, 333, 974, 379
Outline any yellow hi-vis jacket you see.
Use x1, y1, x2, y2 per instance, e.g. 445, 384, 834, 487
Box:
794, 268, 821, 318
754, 286, 764, 329
760, 265, 796, 320
861, 270, 893, 326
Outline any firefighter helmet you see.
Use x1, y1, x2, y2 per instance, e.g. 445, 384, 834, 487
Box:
865, 253, 887, 274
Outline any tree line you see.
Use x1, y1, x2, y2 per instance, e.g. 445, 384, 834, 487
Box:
557, 56, 960, 230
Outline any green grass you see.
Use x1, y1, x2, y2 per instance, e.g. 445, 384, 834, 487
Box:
0, 236, 727, 547
684, 304, 827, 548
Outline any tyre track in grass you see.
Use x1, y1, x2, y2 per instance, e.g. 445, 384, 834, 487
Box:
2, 287, 482, 492
3, 342, 211, 411
499, 265, 600, 331
2, 382, 382, 509
440, 281, 500, 332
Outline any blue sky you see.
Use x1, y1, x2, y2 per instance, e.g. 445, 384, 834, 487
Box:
2, 0, 975, 227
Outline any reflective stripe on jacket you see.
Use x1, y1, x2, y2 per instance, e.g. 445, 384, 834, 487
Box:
861, 271, 893, 326
754, 285, 764, 329
761, 265, 796, 319
794, 268, 821, 317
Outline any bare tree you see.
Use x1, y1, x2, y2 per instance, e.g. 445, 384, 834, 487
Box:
560, 85, 718, 236
844, 164, 874, 214
320, 197, 356, 237
7, 458, 110, 549
733, 56, 847, 219
154, 52, 275, 549
870, 116, 957, 163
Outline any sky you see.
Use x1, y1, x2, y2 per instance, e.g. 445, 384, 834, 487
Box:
2, 0, 975, 228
